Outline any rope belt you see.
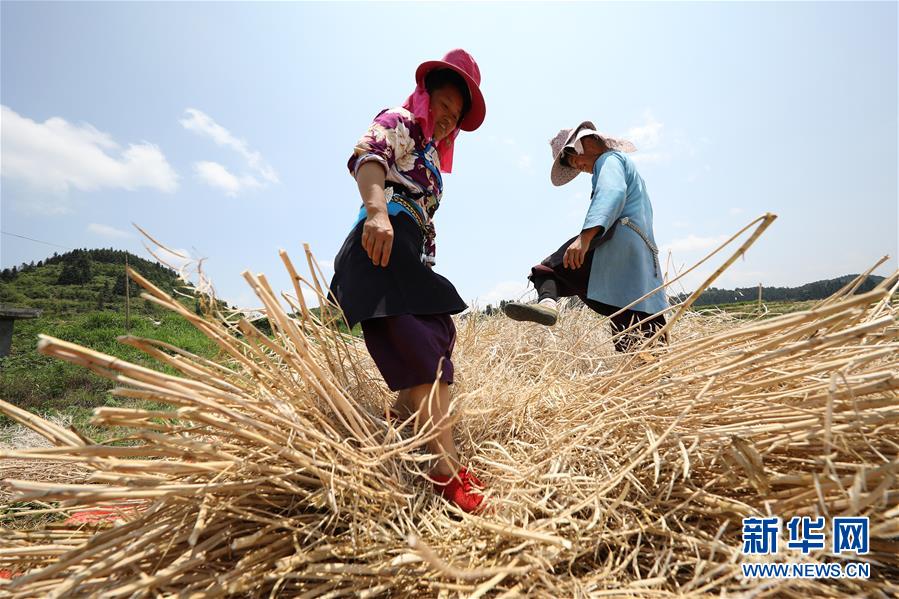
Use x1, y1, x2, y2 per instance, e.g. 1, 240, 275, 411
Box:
385, 186, 428, 237
620, 217, 660, 277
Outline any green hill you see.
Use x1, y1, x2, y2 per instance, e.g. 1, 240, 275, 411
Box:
676, 274, 887, 306
1, 248, 193, 315
0, 249, 221, 433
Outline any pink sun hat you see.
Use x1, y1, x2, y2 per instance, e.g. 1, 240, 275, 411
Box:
415, 49, 486, 132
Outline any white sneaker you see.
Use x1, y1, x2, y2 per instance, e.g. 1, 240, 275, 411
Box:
538, 298, 558, 310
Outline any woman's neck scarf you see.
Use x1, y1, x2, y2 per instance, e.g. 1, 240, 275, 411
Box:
402, 85, 460, 174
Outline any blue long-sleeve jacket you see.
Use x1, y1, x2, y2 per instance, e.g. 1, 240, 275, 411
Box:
582, 151, 668, 314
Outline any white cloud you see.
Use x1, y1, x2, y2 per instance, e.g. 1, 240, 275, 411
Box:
686, 163, 712, 183
228, 290, 267, 312
625, 111, 663, 150
88, 223, 131, 239
631, 152, 669, 166
194, 161, 263, 197
662, 234, 730, 256
0, 105, 179, 200
476, 280, 533, 308
302, 287, 323, 309
623, 111, 703, 169
316, 259, 335, 275
624, 111, 669, 166
11, 195, 72, 216
518, 154, 533, 171
729, 207, 745, 216
662, 234, 751, 293
228, 286, 322, 314
180, 108, 278, 195
153, 246, 193, 271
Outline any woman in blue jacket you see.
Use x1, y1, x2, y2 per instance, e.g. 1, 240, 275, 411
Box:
503, 121, 669, 352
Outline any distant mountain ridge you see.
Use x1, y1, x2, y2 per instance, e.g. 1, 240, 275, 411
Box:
0, 248, 191, 315
679, 274, 887, 306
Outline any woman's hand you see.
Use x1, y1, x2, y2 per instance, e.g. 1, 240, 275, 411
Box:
362, 209, 393, 267
563, 226, 603, 269
355, 162, 393, 267
563, 236, 589, 269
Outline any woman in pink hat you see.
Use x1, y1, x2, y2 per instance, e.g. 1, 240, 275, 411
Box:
330, 49, 487, 512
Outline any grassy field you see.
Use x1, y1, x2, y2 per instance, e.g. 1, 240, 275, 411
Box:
693, 298, 817, 318
0, 252, 365, 443
0, 254, 220, 441
1, 310, 219, 438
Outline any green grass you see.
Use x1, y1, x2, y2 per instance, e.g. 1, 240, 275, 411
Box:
693, 299, 818, 320
1, 253, 222, 440
0, 309, 220, 442
0, 252, 365, 444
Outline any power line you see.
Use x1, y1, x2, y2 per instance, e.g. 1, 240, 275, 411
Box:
1, 230, 74, 251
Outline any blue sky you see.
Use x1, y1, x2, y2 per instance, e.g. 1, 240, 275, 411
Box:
2, 2, 897, 309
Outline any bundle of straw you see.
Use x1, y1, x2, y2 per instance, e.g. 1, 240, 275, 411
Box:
1, 216, 897, 597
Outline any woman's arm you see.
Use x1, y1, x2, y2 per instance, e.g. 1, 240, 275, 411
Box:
564, 153, 627, 269
582, 153, 627, 232
356, 161, 394, 267
563, 225, 604, 269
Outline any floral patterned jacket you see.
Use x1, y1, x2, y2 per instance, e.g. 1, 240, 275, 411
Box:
348, 107, 443, 265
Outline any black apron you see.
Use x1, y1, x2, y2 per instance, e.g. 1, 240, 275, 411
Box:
330, 212, 466, 328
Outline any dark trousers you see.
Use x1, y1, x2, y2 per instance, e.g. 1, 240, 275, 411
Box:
529, 235, 666, 353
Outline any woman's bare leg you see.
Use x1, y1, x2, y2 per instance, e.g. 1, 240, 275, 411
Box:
392, 389, 414, 418
398, 381, 459, 477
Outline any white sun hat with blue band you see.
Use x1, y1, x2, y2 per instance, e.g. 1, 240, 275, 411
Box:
549, 121, 638, 187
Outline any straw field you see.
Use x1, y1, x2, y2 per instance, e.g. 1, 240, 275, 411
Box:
1, 215, 897, 597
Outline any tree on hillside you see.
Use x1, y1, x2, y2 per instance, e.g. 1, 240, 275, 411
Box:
678, 274, 887, 306
113, 273, 140, 297
97, 280, 113, 310
57, 250, 93, 285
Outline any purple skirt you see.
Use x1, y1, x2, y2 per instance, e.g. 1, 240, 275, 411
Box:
361, 314, 456, 391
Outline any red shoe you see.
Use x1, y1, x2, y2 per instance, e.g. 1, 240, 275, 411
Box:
432, 468, 485, 513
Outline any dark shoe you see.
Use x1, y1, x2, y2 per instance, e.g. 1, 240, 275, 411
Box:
503, 301, 559, 326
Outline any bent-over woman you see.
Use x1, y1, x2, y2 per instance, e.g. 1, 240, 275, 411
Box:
504, 122, 669, 353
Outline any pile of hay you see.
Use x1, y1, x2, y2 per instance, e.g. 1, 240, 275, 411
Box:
1, 217, 897, 597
